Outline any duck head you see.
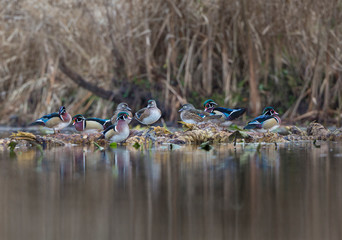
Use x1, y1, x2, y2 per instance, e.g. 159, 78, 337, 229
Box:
147, 100, 157, 108
262, 107, 278, 116
116, 111, 132, 123
116, 102, 132, 112
58, 106, 71, 122
72, 114, 86, 131
178, 103, 195, 112
203, 99, 218, 112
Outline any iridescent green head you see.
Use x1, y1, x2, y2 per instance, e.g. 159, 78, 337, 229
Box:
203, 99, 217, 108
116, 111, 132, 121
72, 114, 85, 123
262, 107, 278, 115
203, 99, 218, 113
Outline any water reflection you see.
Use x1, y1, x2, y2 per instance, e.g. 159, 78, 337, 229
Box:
0, 142, 342, 240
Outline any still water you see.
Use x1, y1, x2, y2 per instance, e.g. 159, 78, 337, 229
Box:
0, 142, 342, 240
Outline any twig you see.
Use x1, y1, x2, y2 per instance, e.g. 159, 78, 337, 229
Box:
58, 58, 122, 102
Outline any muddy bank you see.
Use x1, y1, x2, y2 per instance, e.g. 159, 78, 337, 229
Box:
0, 122, 342, 151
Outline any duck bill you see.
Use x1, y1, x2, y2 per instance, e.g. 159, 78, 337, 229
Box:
72, 120, 76, 125
274, 111, 279, 115
127, 107, 132, 111
178, 107, 184, 112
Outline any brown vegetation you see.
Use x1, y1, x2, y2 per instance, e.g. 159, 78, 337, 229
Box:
2, 122, 341, 151
1, 0, 342, 125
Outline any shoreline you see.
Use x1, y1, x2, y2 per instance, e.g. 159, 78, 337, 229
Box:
0, 122, 341, 151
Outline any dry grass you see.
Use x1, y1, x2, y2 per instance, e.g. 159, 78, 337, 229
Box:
1, 0, 342, 125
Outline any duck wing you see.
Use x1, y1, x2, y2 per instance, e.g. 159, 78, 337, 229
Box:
244, 115, 273, 129
30, 112, 60, 126
134, 107, 150, 123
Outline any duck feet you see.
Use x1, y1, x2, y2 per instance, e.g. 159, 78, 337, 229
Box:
53, 129, 61, 135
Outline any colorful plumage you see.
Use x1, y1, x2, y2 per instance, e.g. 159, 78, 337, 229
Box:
135, 100, 161, 126
102, 112, 132, 143
244, 107, 281, 132
72, 114, 111, 133
179, 103, 221, 124
31, 106, 71, 134
110, 102, 133, 124
203, 99, 246, 124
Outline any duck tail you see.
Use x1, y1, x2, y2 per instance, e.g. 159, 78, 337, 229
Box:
227, 108, 247, 121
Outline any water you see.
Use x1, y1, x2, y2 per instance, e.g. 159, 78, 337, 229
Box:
0, 142, 342, 240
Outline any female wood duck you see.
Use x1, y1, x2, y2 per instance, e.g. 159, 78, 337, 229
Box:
110, 102, 133, 124
203, 99, 246, 122
243, 107, 281, 132
179, 103, 222, 124
31, 106, 71, 134
73, 114, 112, 133
134, 100, 161, 126
102, 112, 131, 143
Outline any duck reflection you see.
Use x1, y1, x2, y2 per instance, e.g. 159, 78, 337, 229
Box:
2, 143, 342, 240
60, 147, 134, 181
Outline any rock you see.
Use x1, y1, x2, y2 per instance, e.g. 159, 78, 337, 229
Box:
255, 132, 286, 143
274, 126, 291, 135
168, 139, 186, 145
289, 126, 307, 136
307, 122, 331, 140
330, 128, 342, 141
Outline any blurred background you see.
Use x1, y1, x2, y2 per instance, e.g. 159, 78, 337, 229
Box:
1, 0, 342, 125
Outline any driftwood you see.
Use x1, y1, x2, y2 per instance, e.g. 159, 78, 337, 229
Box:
293, 110, 319, 121
58, 58, 122, 102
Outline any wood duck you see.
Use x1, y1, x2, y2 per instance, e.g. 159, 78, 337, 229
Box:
243, 107, 281, 132
72, 114, 112, 133
178, 103, 222, 124
110, 102, 133, 124
134, 100, 161, 126
102, 112, 131, 143
203, 99, 246, 124
31, 106, 71, 134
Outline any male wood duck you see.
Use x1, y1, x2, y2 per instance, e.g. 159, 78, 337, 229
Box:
134, 100, 161, 126
73, 114, 112, 133
31, 106, 71, 134
101, 112, 131, 143
243, 107, 281, 132
110, 102, 133, 124
179, 103, 222, 124
203, 99, 246, 122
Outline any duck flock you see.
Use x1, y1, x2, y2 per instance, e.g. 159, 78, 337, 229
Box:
30, 99, 281, 143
